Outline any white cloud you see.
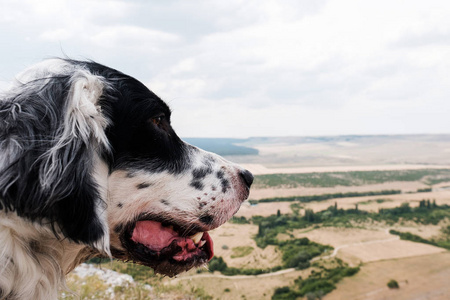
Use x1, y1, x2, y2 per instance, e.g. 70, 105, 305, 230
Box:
87, 25, 181, 50
1, 0, 450, 137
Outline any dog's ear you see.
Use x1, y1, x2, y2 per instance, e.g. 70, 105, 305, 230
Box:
0, 65, 110, 250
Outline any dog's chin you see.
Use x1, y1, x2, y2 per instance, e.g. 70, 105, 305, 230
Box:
112, 218, 214, 277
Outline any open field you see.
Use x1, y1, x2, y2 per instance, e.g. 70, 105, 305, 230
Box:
291, 227, 446, 265
326, 252, 450, 300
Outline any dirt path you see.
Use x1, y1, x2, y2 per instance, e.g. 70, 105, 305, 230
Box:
167, 268, 297, 284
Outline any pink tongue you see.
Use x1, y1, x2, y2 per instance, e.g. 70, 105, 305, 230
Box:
131, 220, 179, 251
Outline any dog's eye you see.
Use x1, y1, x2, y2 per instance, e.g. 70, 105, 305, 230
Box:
151, 116, 164, 126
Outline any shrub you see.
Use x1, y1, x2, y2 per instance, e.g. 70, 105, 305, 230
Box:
387, 279, 399, 289
208, 256, 227, 272
272, 287, 299, 300
284, 251, 310, 268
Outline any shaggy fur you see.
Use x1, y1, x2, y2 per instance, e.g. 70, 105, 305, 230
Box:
0, 59, 253, 299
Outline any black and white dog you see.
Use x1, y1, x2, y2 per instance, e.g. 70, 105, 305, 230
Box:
0, 59, 253, 299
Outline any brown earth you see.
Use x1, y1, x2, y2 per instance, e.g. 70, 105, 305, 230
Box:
326, 252, 450, 300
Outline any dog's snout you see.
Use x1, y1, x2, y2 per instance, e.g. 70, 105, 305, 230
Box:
239, 170, 254, 188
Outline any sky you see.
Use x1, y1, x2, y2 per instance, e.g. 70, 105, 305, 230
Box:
1, 0, 450, 138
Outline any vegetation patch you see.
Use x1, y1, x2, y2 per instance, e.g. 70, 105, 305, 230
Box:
358, 198, 393, 205
229, 216, 251, 224
249, 200, 450, 236
389, 230, 435, 246
272, 259, 359, 300
250, 190, 401, 204
231, 246, 254, 258
389, 227, 450, 250
376, 200, 450, 225
417, 187, 432, 193
254, 169, 450, 189
278, 238, 332, 269
387, 279, 400, 289
208, 256, 283, 276
103, 261, 159, 284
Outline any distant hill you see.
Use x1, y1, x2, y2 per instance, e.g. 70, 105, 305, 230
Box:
184, 134, 450, 167
242, 134, 450, 146
183, 138, 259, 156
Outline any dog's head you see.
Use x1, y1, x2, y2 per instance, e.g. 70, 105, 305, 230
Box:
0, 59, 253, 276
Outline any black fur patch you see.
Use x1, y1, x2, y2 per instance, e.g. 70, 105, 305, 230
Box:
137, 182, 151, 189
203, 155, 216, 166
192, 167, 212, 180
126, 172, 136, 178
216, 170, 225, 179
199, 215, 214, 225
190, 180, 204, 191
221, 179, 230, 193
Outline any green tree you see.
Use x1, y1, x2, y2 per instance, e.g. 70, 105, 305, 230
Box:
304, 209, 316, 222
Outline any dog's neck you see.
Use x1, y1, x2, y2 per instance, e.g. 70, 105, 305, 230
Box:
0, 211, 94, 300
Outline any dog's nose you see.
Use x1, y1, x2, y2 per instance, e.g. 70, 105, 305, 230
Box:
240, 169, 254, 188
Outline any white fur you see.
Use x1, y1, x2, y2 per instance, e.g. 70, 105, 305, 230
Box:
0, 212, 86, 300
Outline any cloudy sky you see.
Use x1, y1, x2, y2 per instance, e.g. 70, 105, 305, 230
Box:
1, 0, 449, 138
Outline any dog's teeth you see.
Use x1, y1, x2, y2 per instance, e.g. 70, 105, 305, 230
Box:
190, 232, 203, 244
198, 240, 206, 247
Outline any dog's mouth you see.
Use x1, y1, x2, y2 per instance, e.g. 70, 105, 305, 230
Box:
114, 217, 214, 277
